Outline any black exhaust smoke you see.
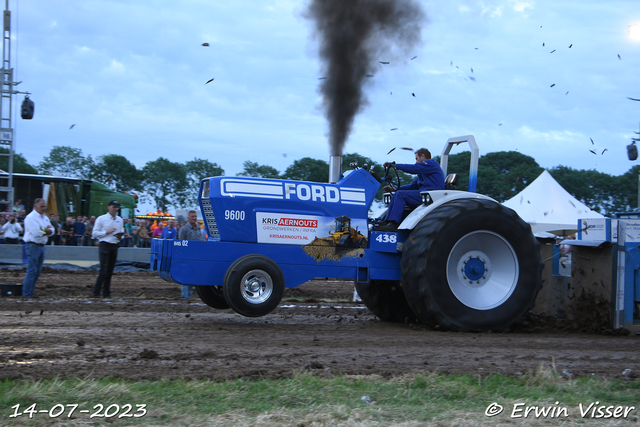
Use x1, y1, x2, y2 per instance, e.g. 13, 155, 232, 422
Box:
305, 0, 426, 157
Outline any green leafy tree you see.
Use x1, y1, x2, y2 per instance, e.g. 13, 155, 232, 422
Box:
38, 146, 93, 179
184, 158, 225, 205
0, 147, 37, 174
237, 161, 280, 179
141, 157, 189, 211
341, 153, 381, 173
342, 153, 387, 201
282, 157, 329, 182
89, 154, 142, 192
615, 165, 640, 211
549, 166, 617, 215
432, 151, 544, 202
477, 151, 544, 202
434, 151, 471, 191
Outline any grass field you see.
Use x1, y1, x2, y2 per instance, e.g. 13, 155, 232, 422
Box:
1, 366, 639, 426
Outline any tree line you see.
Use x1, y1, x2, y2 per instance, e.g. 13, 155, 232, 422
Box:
2, 146, 639, 215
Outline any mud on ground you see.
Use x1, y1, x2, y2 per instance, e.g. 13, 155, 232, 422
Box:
0, 268, 639, 381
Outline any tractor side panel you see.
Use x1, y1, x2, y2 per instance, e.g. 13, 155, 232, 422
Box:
152, 238, 402, 287
200, 170, 379, 244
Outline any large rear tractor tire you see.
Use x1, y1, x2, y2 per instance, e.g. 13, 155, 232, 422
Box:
223, 255, 285, 317
401, 198, 542, 332
196, 285, 230, 309
355, 280, 418, 323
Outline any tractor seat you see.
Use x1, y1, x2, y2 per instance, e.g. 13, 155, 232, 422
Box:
445, 173, 459, 190
398, 173, 458, 213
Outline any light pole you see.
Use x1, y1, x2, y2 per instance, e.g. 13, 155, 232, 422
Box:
628, 24, 640, 208
0, 0, 31, 212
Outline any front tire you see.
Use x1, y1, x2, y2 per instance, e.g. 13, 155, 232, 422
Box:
355, 280, 417, 323
223, 255, 285, 317
196, 286, 230, 309
401, 198, 542, 332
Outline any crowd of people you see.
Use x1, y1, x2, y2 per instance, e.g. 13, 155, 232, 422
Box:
0, 209, 205, 248
3, 196, 207, 300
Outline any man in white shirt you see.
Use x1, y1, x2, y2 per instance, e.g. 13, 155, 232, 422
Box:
92, 200, 124, 298
2, 216, 22, 244
22, 198, 55, 298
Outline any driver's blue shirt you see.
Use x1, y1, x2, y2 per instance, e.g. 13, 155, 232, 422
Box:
396, 159, 445, 191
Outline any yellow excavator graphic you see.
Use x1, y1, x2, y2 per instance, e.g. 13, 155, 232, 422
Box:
310, 215, 368, 248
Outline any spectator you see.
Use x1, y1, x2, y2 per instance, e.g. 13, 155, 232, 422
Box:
2, 216, 22, 244
178, 211, 203, 241
177, 210, 203, 299
22, 198, 55, 298
9, 212, 18, 226
84, 216, 97, 246
73, 214, 86, 246
130, 228, 140, 248
121, 218, 132, 247
17, 209, 27, 224
92, 200, 125, 298
48, 214, 61, 245
161, 220, 177, 239
13, 199, 24, 213
59, 217, 74, 245
137, 226, 150, 248
152, 222, 164, 239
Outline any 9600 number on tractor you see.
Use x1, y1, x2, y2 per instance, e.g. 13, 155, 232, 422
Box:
151, 136, 543, 332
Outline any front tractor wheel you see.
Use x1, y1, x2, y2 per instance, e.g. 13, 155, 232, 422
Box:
223, 255, 285, 317
401, 198, 542, 332
355, 280, 417, 323
196, 285, 230, 309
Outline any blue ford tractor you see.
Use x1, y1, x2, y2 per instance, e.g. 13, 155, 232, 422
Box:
151, 136, 543, 331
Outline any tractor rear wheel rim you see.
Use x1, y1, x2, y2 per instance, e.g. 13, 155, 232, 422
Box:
240, 269, 273, 304
446, 231, 518, 310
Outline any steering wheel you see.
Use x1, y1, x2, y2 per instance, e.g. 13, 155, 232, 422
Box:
384, 163, 401, 192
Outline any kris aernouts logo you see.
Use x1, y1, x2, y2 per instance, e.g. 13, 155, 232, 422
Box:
485, 402, 636, 419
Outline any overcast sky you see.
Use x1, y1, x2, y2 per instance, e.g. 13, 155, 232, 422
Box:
9, 0, 640, 180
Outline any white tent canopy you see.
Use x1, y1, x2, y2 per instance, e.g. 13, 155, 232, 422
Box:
502, 170, 604, 236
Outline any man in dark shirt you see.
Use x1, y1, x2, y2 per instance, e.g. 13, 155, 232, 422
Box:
379, 148, 445, 232
177, 210, 203, 299
73, 215, 86, 246
60, 217, 74, 245
48, 214, 61, 245
84, 216, 96, 246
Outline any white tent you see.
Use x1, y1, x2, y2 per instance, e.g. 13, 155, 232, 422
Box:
502, 170, 604, 235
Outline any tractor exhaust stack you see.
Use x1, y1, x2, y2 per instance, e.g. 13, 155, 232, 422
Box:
329, 155, 342, 184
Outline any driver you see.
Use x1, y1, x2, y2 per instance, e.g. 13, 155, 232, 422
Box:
378, 148, 445, 232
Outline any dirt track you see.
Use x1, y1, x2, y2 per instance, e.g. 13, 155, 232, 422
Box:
1, 268, 639, 381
